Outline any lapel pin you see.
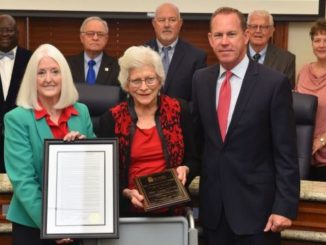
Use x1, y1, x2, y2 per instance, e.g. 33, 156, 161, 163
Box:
105, 67, 110, 72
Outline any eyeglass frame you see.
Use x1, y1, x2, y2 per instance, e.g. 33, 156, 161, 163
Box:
128, 76, 159, 88
247, 24, 273, 31
80, 31, 108, 38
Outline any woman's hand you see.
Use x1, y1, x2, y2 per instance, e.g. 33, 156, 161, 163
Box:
63, 131, 86, 142
56, 238, 74, 244
312, 134, 326, 155
176, 166, 189, 185
122, 188, 144, 208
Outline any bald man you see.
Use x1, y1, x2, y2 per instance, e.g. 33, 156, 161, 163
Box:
145, 3, 207, 102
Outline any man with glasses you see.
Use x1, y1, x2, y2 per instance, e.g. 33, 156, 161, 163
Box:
247, 10, 295, 88
0, 14, 31, 173
67, 16, 119, 86
145, 2, 207, 102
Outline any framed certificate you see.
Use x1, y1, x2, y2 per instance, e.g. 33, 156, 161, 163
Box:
41, 138, 119, 239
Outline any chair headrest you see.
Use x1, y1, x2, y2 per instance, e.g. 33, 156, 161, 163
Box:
292, 92, 317, 125
75, 84, 121, 116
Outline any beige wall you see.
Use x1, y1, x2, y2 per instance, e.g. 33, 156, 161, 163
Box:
288, 21, 315, 84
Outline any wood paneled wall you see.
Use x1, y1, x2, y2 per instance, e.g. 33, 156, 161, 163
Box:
15, 17, 289, 65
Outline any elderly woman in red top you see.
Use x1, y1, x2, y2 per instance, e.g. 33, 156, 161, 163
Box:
98, 46, 197, 216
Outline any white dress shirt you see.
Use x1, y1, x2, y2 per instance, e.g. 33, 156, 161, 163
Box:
216, 55, 249, 132
84, 52, 103, 80
0, 47, 17, 100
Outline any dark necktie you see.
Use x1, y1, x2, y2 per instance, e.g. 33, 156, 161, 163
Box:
86, 60, 96, 85
162, 46, 171, 75
0, 51, 14, 60
253, 53, 261, 63
217, 71, 232, 141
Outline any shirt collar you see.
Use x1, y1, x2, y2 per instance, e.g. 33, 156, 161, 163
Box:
84, 52, 103, 64
156, 38, 178, 52
248, 44, 267, 58
219, 55, 249, 80
35, 104, 79, 120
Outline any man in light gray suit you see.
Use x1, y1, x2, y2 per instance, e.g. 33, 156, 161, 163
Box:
247, 10, 295, 88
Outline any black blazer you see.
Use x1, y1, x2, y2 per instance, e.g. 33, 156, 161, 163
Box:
192, 61, 300, 234
145, 38, 207, 101
67, 52, 120, 86
0, 46, 32, 172
248, 44, 295, 88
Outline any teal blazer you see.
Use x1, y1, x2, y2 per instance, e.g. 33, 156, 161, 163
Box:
4, 102, 95, 228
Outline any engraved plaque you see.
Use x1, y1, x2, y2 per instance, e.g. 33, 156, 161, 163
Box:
135, 168, 190, 212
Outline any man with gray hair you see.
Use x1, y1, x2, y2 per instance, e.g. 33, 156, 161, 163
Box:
247, 10, 295, 88
67, 16, 119, 86
145, 2, 207, 102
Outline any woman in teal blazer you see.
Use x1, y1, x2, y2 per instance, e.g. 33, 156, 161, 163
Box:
4, 44, 95, 245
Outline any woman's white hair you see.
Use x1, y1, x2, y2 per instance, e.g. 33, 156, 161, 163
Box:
118, 46, 165, 91
16, 43, 79, 110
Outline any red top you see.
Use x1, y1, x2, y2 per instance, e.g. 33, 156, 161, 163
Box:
34, 105, 78, 139
128, 126, 165, 190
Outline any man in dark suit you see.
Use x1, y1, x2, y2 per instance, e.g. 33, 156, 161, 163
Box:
67, 16, 119, 86
192, 7, 300, 245
247, 10, 296, 88
145, 3, 207, 102
0, 14, 32, 173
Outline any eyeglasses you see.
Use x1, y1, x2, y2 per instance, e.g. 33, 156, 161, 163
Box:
81, 31, 108, 38
0, 28, 15, 35
129, 77, 158, 88
247, 24, 272, 31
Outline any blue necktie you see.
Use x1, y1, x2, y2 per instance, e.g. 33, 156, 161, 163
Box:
162, 46, 171, 75
0, 51, 14, 60
86, 60, 96, 85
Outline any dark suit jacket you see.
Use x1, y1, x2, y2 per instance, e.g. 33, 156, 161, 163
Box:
145, 38, 207, 101
0, 46, 32, 173
192, 61, 300, 235
249, 44, 296, 88
67, 52, 120, 86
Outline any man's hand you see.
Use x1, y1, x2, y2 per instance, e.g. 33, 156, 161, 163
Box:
264, 214, 292, 232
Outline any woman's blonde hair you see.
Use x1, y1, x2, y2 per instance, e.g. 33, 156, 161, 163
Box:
16, 43, 78, 110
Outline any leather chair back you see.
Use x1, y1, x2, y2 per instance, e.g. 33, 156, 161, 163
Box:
75, 84, 122, 135
292, 92, 317, 179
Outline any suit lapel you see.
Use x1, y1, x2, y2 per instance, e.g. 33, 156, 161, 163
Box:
0, 77, 4, 103
164, 40, 185, 92
263, 44, 276, 67
146, 39, 159, 52
204, 66, 224, 144
96, 54, 112, 84
75, 53, 86, 83
6, 48, 24, 103
225, 61, 259, 141
33, 113, 53, 144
